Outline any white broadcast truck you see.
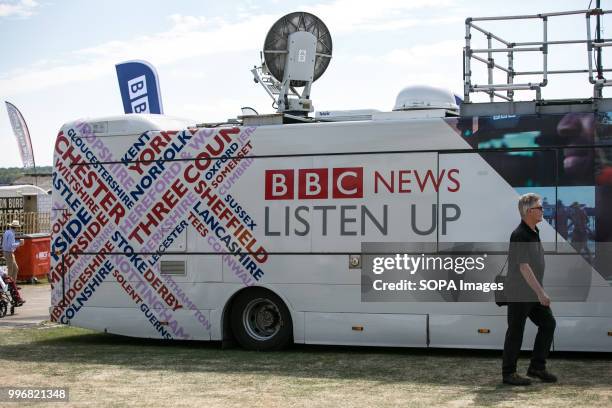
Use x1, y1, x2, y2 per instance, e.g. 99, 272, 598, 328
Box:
50, 10, 612, 351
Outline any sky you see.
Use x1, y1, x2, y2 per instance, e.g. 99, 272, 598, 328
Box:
0, 0, 607, 168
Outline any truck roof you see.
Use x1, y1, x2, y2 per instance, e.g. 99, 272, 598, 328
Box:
62, 114, 196, 136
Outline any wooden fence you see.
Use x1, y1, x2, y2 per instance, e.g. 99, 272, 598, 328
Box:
0, 212, 51, 234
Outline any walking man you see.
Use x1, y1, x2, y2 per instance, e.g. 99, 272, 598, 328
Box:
502, 193, 557, 386
3, 220, 23, 280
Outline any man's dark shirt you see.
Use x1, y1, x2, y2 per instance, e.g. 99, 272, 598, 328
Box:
507, 220, 545, 301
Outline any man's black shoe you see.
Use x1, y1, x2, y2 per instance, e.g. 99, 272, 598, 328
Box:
502, 373, 532, 386
527, 368, 557, 383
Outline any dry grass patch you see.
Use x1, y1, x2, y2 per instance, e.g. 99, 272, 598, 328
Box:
0, 325, 610, 408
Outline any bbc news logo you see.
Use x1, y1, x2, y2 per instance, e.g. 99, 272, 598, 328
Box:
265, 168, 363, 200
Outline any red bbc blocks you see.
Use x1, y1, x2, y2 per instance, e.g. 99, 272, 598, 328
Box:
265, 167, 363, 200
298, 168, 328, 199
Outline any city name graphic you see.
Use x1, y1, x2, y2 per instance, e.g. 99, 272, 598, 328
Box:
49, 122, 263, 338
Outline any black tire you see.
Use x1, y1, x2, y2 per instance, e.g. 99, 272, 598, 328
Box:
230, 288, 293, 351
0, 301, 6, 318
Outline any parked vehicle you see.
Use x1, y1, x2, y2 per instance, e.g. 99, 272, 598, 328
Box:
50, 8, 612, 351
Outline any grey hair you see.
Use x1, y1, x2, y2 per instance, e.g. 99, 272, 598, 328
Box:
518, 193, 541, 218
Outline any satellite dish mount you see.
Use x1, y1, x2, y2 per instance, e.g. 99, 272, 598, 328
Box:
252, 12, 332, 116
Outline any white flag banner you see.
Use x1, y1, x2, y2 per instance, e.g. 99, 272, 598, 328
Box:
5, 101, 35, 169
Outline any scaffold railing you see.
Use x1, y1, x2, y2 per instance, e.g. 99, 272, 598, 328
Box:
464, 7, 612, 103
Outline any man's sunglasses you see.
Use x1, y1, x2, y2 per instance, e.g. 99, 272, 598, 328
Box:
529, 206, 544, 211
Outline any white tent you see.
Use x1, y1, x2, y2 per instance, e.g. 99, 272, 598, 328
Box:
0, 184, 51, 213
0, 185, 48, 197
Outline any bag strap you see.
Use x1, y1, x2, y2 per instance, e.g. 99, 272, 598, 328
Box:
497, 255, 509, 277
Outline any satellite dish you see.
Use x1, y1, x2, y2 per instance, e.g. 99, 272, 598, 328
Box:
251, 11, 332, 116
263, 11, 333, 87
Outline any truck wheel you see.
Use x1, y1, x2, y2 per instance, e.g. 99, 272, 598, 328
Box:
0, 301, 6, 318
230, 288, 292, 351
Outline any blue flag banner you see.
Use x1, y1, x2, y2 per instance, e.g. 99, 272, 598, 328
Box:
115, 60, 164, 114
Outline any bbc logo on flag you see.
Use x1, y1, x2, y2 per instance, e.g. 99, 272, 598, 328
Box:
115, 60, 163, 114
127, 75, 150, 114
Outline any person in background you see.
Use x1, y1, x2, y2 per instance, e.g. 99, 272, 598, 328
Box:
0, 266, 25, 306
568, 202, 591, 257
3, 220, 23, 281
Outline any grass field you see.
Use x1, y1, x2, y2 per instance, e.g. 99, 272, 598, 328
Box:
1, 324, 611, 408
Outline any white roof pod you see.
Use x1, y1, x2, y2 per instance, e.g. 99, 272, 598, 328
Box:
393, 85, 459, 113
62, 114, 196, 136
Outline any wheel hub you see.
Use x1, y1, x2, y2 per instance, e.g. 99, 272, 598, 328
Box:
243, 298, 282, 341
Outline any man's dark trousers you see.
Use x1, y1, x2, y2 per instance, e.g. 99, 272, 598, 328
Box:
502, 302, 556, 376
